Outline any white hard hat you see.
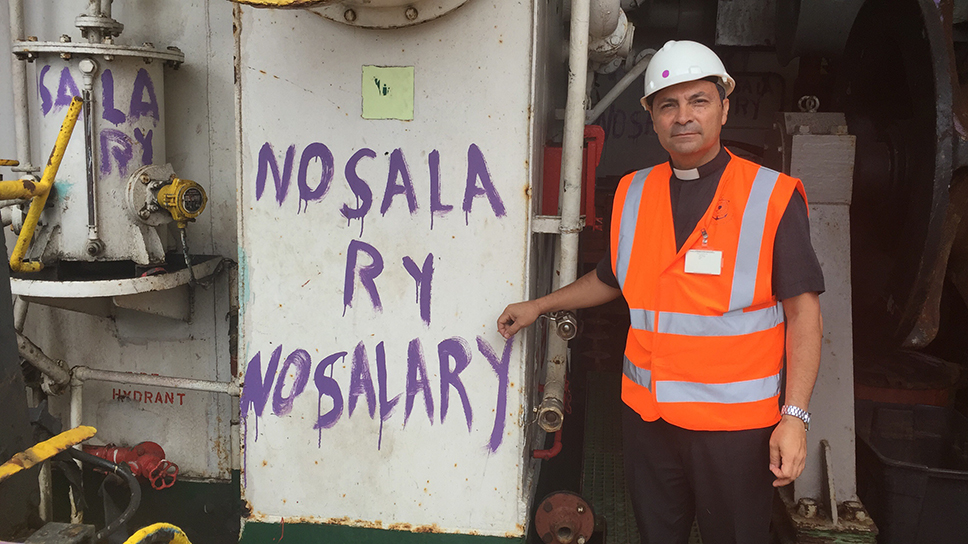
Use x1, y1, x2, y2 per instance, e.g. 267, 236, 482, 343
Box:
643, 40, 735, 101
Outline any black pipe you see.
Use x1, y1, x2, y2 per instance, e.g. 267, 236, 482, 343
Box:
68, 448, 142, 542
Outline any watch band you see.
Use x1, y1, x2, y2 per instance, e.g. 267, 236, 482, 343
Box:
781, 405, 811, 430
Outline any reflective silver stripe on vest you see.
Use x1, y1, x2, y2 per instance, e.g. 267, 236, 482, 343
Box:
629, 308, 656, 332
623, 356, 651, 391
728, 168, 781, 312
656, 302, 783, 337
655, 372, 781, 404
615, 168, 652, 289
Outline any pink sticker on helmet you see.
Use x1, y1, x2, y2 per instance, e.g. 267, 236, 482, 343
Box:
662, 70, 670, 78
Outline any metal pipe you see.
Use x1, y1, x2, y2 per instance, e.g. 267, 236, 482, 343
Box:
70, 378, 83, 431
79, 59, 103, 256
72, 366, 242, 396
18, 333, 71, 388
26, 387, 53, 522
8, 0, 37, 174
586, 50, 654, 124
14, 296, 29, 332
532, 430, 563, 459
38, 461, 52, 521
589, 0, 621, 38
537, 0, 592, 433
100, 0, 112, 18
68, 379, 83, 523
83, 88, 97, 241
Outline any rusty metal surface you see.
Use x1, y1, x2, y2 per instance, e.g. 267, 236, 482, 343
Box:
839, 0, 958, 349
715, 0, 776, 47
533, 492, 595, 544
231, 0, 338, 8
23, 523, 95, 544
775, 0, 865, 64
774, 490, 877, 544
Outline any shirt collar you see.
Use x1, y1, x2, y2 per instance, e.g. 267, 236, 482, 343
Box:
670, 147, 731, 181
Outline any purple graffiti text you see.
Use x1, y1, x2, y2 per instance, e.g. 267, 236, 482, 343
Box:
241, 335, 509, 451
254, 143, 505, 232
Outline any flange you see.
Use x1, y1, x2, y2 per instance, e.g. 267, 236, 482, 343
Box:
534, 491, 595, 544
231, 0, 472, 29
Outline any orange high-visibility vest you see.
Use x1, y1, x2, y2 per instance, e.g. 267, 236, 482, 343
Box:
611, 151, 806, 431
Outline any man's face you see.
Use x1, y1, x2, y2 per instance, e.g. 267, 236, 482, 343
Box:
642, 79, 729, 168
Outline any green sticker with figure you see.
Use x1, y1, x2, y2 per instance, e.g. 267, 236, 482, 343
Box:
362, 65, 414, 121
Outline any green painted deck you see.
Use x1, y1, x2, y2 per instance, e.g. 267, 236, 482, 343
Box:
580, 371, 702, 544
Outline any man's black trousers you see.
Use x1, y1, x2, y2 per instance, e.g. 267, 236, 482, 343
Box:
622, 404, 776, 544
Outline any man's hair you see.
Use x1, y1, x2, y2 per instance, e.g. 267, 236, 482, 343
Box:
645, 76, 727, 108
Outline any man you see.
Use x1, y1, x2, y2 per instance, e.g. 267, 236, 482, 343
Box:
497, 40, 824, 544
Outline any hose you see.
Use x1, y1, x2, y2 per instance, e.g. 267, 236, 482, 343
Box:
68, 448, 142, 542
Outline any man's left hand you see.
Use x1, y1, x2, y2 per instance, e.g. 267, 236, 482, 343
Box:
769, 415, 807, 487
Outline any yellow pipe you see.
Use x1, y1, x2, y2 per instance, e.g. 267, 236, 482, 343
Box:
123, 523, 193, 544
0, 425, 97, 484
0, 179, 44, 200
0, 159, 20, 167
9, 96, 82, 273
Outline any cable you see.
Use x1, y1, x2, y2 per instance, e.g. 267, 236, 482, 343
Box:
67, 448, 142, 542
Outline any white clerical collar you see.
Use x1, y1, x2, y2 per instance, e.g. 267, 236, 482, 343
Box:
672, 167, 700, 180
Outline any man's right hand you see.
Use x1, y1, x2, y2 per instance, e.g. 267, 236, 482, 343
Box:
497, 301, 543, 339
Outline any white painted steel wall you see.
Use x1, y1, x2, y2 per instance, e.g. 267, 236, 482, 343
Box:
0, 0, 238, 479
237, 1, 541, 535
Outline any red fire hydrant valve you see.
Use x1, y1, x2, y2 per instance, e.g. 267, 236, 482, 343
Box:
84, 441, 179, 490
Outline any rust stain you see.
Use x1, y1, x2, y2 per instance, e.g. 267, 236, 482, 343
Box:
388, 523, 412, 531
21, 179, 35, 192
412, 524, 443, 533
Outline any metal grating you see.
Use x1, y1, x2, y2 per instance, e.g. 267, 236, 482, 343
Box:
581, 372, 640, 544
581, 371, 702, 544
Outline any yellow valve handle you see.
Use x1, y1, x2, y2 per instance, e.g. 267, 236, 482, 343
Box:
123, 523, 193, 544
156, 178, 208, 229
0, 159, 20, 167
0, 426, 97, 484
8, 96, 82, 273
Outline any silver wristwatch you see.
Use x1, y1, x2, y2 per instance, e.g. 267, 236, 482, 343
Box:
781, 405, 811, 430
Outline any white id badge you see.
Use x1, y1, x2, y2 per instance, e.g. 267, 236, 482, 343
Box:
684, 249, 722, 275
